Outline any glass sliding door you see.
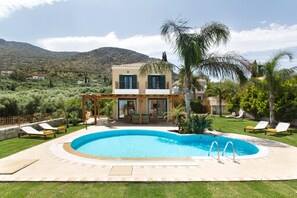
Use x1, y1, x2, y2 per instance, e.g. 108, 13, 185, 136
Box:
118, 99, 136, 119
148, 99, 167, 118
119, 75, 137, 89
148, 75, 165, 89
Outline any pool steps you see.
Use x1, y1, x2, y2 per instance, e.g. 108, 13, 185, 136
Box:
209, 141, 237, 163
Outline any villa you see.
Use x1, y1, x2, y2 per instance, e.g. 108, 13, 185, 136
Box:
81, 62, 183, 124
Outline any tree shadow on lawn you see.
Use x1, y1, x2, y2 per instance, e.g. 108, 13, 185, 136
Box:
222, 119, 249, 123
19, 135, 56, 141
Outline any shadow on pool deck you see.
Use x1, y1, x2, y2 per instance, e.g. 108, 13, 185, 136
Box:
91, 118, 176, 128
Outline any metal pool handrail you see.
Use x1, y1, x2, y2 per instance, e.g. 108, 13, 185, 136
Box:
222, 141, 236, 162
208, 141, 220, 163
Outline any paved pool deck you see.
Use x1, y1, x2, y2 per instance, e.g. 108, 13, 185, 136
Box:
1, 125, 297, 182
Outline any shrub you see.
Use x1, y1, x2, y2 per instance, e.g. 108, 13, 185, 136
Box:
69, 111, 80, 126
179, 114, 213, 134
190, 99, 204, 113
190, 114, 213, 134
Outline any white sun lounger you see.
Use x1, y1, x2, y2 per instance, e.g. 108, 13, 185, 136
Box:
226, 110, 244, 119
235, 111, 244, 119
265, 122, 291, 135
19, 126, 56, 139
39, 123, 58, 131
39, 123, 66, 133
244, 121, 269, 132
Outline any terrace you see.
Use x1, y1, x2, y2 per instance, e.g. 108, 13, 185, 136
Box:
0, 117, 297, 186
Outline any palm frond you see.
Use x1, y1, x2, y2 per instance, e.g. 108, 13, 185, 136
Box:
197, 52, 250, 84
264, 50, 293, 85
198, 22, 230, 52
160, 17, 191, 43
139, 61, 174, 76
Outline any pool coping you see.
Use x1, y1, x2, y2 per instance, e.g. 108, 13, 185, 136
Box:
63, 129, 268, 161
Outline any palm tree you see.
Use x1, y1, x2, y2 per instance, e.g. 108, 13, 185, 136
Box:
206, 80, 240, 117
257, 51, 293, 127
143, 18, 250, 118
178, 69, 209, 99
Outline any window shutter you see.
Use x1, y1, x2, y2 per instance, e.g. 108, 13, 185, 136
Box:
132, 75, 137, 89
119, 75, 124, 89
160, 75, 165, 89
148, 75, 152, 89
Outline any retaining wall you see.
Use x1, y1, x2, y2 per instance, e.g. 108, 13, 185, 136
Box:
0, 118, 65, 141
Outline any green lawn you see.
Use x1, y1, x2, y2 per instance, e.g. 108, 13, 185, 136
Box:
0, 118, 297, 198
211, 116, 297, 147
0, 124, 86, 159
0, 181, 297, 198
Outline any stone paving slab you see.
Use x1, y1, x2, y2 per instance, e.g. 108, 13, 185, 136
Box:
0, 159, 38, 174
0, 125, 297, 182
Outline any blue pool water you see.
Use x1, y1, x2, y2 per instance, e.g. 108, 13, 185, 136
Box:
71, 129, 259, 158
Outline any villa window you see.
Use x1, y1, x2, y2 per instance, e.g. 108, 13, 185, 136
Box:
148, 75, 165, 89
119, 75, 137, 89
118, 98, 136, 119
148, 98, 167, 118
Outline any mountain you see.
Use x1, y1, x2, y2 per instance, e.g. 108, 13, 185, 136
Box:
0, 38, 151, 74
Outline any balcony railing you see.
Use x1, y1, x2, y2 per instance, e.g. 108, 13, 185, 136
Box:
146, 81, 169, 89
115, 81, 139, 89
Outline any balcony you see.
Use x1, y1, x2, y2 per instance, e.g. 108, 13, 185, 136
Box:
114, 81, 139, 94
145, 81, 170, 95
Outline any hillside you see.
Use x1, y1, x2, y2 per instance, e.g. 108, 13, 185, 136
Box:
0, 38, 151, 75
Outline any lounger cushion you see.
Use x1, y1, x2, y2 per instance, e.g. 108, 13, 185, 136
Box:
245, 126, 254, 130
58, 126, 65, 131
266, 128, 276, 132
44, 130, 53, 135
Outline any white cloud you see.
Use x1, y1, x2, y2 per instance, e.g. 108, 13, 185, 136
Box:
215, 23, 297, 54
37, 23, 297, 66
0, 0, 65, 19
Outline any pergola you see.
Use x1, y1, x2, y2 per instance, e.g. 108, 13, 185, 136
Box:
81, 93, 184, 124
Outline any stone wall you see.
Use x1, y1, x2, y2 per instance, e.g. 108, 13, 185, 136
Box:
0, 118, 65, 141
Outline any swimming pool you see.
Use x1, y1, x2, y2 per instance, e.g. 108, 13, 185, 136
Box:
70, 129, 259, 158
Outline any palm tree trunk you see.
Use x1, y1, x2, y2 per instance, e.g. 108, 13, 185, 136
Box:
269, 88, 276, 127
185, 90, 191, 119
219, 91, 222, 117
185, 74, 192, 119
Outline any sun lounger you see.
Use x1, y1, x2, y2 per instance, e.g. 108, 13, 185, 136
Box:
265, 122, 291, 135
39, 123, 66, 133
244, 121, 269, 132
225, 112, 236, 118
226, 110, 244, 119
19, 126, 56, 139
235, 110, 244, 119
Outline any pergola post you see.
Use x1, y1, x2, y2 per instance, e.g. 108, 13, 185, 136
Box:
168, 97, 172, 122
94, 95, 97, 125
97, 98, 100, 120
139, 96, 143, 124
82, 95, 86, 121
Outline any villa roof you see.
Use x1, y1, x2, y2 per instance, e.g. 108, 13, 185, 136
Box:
112, 62, 146, 69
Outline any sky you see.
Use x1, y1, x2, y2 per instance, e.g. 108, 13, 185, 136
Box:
0, 0, 297, 68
